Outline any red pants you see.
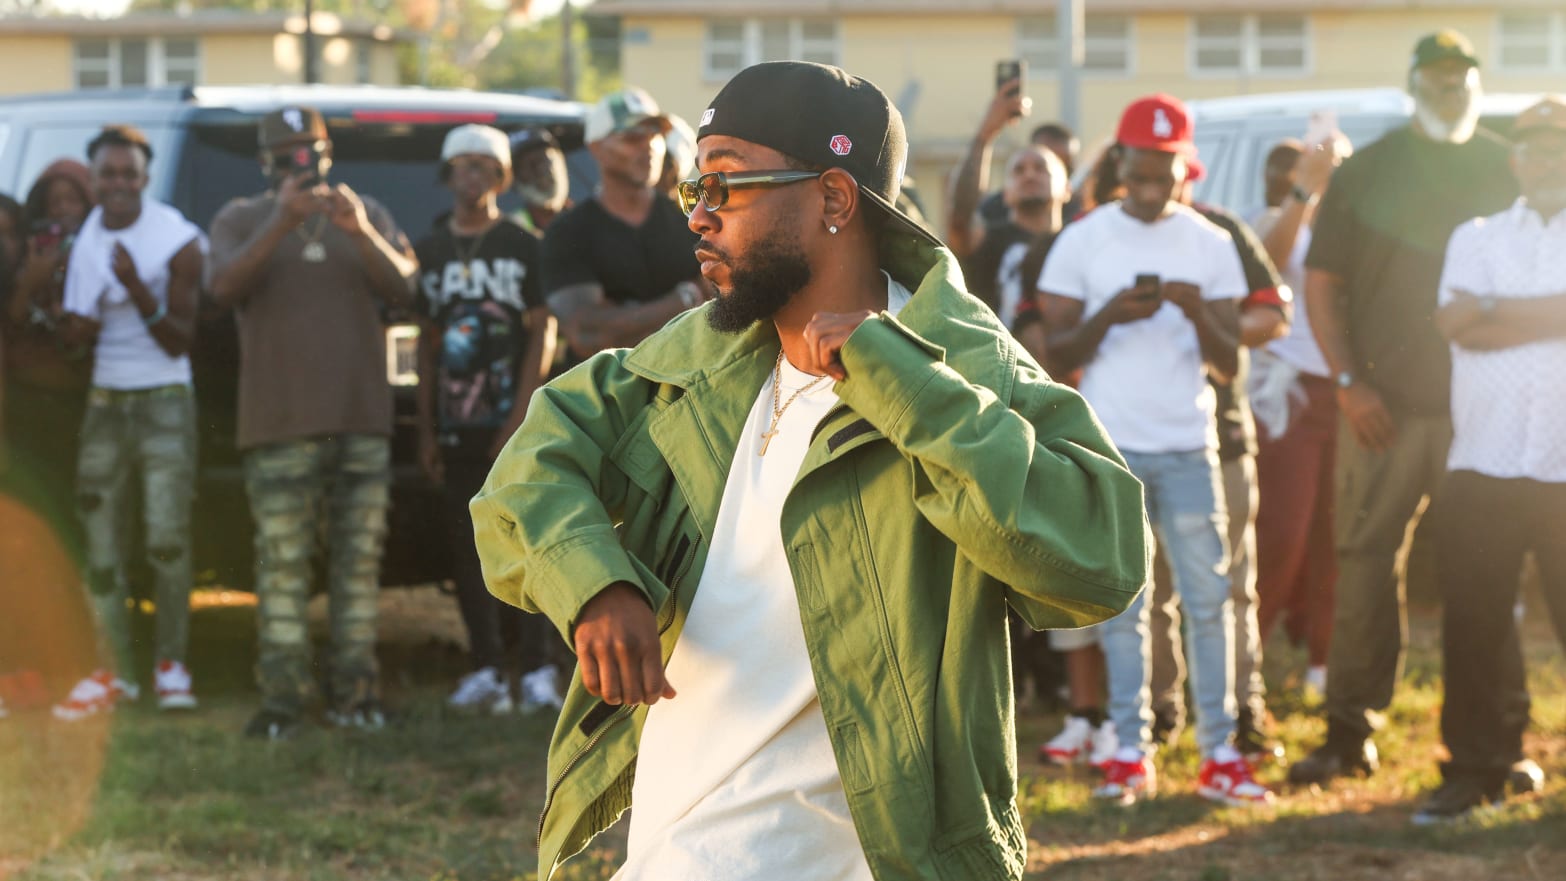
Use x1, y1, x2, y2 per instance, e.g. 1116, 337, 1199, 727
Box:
1255, 373, 1337, 666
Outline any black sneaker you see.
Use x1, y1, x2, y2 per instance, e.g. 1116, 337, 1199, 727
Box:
244, 708, 300, 741
328, 700, 387, 732
1287, 733, 1378, 785
1412, 778, 1499, 826
1236, 707, 1285, 765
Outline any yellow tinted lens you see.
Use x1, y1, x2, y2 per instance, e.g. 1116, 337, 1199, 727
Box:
677, 180, 699, 214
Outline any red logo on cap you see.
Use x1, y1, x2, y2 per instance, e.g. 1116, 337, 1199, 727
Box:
829, 135, 853, 156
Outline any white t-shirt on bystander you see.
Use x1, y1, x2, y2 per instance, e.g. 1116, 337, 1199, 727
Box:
1038, 202, 1249, 454
613, 275, 912, 881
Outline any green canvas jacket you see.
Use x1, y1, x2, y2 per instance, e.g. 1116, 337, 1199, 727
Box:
472, 237, 1150, 880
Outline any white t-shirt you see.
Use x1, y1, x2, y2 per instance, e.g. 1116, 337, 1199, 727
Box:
1253, 210, 1330, 378
64, 201, 203, 390
1038, 202, 1249, 454
1439, 201, 1566, 483
615, 276, 912, 881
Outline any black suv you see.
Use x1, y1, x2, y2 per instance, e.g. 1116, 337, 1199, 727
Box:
0, 84, 590, 588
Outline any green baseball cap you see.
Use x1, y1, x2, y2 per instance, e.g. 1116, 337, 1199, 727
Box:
1410, 30, 1480, 71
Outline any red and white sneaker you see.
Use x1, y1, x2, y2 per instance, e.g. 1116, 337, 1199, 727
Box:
52, 670, 139, 721
1198, 747, 1275, 806
155, 660, 197, 711
1042, 717, 1120, 767
1094, 750, 1156, 804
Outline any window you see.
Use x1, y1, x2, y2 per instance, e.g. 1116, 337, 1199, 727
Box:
703, 19, 840, 80
1191, 14, 1309, 76
1497, 12, 1566, 72
1017, 15, 1133, 75
356, 40, 373, 84
73, 37, 203, 89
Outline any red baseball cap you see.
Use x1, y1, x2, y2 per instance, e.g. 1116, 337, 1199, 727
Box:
1116, 94, 1194, 154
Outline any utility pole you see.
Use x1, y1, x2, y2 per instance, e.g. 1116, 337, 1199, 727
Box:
561, 0, 577, 101
1057, 0, 1084, 132
303, 0, 320, 85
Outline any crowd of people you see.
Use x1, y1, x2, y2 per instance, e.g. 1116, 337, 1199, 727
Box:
0, 26, 1560, 841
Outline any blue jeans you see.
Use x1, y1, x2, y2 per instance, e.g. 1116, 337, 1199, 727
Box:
1102, 449, 1235, 756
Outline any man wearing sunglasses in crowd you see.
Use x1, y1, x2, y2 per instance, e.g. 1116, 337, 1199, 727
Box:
541, 88, 708, 362
472, 61, 1148, 880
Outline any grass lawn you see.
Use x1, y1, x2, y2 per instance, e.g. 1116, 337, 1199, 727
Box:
2, 587, 1562, 881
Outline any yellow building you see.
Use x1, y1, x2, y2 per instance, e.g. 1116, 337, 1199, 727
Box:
0, 11, 406, 95
591, 0, 1565, 217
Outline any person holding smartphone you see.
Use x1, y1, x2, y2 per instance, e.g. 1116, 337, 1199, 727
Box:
1039, 95, 1267, 807
208, 106, 418, 741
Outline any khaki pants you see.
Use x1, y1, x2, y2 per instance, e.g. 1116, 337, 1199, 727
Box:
1150, 455, 1263, 724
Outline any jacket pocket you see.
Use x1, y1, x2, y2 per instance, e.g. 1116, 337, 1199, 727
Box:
834, 723, 874, 794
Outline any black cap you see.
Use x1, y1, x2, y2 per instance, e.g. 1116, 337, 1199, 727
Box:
259, 106, 328, 148
510, 126, 560, 156
696, 61, 941, 249
1411, 30, 1480, 71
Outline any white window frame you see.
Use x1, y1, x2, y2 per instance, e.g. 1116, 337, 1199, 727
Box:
702, 18, 842, 82
1495, 11, 1566, 73
1189, 14, 1311, 78
73, 37, 204, 89
1016, 15, 1136, 78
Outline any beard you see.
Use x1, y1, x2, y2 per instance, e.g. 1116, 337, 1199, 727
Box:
1013, 194, 1051, 212
704, 232, 813, 334
516, 180, 566, 210
1414, 88, 1482, 144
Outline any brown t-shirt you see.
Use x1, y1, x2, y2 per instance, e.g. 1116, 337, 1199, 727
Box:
208, 192, 412, 450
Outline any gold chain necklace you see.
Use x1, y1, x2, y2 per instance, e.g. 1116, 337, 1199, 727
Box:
450, 218, 496, 280
759, 350, 829, 456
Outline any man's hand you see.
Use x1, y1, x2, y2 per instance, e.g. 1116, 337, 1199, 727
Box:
111, 242, 140, 288
1295, 139, 1342, 198
1101, 284, 1164, 326
801, 310, 877, 381
1162, 281, 1204, 321
274, 172, 328, 227
327, 183, 373, 238
1338, 383, 1396, 453
58, 312, 101, 347
978, 78, 1031, 143
574, 581, 675, 706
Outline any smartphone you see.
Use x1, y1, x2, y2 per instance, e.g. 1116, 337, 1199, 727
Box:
1305, 110, 1338, 148
1134, 273, 1161, 299
29, 220, 64, 253
996, 59, 1026, 97
288, 143, 328, 186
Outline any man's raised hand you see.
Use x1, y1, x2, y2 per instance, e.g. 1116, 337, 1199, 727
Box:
574, 581, 676, 706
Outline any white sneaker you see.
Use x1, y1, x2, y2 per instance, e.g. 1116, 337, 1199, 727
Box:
1088, 720, 1119, 768
520, 664, 564, 714
448, 667, 513, 715
155, 660, 198, 711
52, 670, 138, 721
1040, 715, 1095, 765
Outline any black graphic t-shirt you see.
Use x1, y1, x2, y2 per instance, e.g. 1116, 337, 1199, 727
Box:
412, 218, 545, 439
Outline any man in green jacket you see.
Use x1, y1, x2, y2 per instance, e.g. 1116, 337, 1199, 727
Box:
472, 61, 1149, 881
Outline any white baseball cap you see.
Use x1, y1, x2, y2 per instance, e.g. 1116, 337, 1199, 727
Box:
585, 87, 673, 144
441, 124, 511, 169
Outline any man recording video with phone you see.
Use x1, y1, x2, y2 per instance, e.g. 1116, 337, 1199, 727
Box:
1039, 95, 1268, 807
208, 105, 418, 740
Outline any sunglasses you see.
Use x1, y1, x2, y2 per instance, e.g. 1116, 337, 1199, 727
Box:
676, 170, 823, 215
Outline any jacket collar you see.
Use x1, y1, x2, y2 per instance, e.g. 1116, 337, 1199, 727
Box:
622, 240, 1018, 401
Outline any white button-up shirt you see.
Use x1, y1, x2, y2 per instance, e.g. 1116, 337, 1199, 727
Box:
1438, 199, 1566, 482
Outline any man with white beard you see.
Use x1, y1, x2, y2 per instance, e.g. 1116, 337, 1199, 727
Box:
1288, 30, 1521, 787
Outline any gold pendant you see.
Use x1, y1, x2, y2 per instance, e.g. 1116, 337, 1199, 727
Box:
302, 241, 327, 263
759, 428, 777, 457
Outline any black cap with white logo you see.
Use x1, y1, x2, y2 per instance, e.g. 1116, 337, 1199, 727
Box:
696, 61, 941, 248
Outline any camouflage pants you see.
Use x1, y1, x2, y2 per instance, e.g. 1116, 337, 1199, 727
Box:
76, 384, 196, 675
244, 434, 390, 716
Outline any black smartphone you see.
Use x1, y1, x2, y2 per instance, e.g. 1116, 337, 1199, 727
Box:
996, 59, 1026, 96
288, 142, 328, 186
1134, 273, 1161, 300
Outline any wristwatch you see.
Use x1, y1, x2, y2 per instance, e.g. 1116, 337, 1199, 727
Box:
1335, 370, 1356, 390
1290, 185, 1319, 207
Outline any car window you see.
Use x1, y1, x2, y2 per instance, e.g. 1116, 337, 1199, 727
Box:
1191, 127, 1234, 208
14, 123, 176, 205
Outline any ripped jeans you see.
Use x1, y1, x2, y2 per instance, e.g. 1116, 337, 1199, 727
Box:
1101, 448, 1236, 757
76, 384, 197, 676
244, 434, 390, 716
